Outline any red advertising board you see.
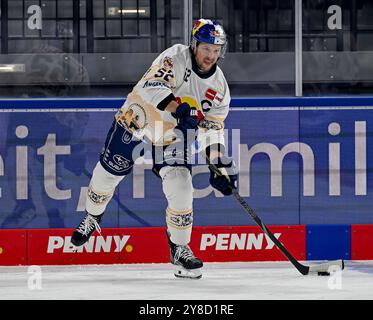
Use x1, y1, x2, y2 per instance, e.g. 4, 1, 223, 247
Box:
0, 230, 27, 265
1, 225, 306, 265
351, 224, 373, 260
190, 225, 306, 262
27, 228, 170, 265
28, 228, 121, 265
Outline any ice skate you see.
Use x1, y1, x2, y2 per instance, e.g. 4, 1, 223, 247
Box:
167, 231, 203, 279
71, 212, 103, 248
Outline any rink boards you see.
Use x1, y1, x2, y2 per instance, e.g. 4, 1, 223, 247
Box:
0, 224, 372, 265
1, 97, 373, 265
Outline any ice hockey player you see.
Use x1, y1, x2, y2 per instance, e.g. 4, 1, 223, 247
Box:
71, 18, 238, 279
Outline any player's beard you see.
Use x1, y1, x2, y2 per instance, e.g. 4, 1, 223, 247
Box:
197, 58, 215, 73
203, 59, 214, 70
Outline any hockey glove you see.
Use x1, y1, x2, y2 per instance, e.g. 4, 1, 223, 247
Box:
209, 155, 238, 196
172, 102, 201, 133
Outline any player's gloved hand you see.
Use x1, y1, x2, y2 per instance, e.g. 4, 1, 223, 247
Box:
172, 102, 200, 132
209, 155, 238, 196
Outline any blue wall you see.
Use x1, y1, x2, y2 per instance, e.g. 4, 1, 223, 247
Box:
0, 97, 373, 229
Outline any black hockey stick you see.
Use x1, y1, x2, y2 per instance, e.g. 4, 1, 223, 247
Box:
208, 161, 345, 276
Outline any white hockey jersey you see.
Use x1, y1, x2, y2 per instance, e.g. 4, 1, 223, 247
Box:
116, 44, 231, 152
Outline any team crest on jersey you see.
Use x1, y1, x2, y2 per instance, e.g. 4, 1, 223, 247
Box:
117, 103, 148, 131
205, 88, 223, 105
162, 56, 174, 69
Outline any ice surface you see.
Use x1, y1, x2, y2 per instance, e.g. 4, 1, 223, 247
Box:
0, 261, 372, 300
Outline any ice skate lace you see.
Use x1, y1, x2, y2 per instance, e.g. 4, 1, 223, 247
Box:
77, 215, 101, 236
174, 245, 194, 262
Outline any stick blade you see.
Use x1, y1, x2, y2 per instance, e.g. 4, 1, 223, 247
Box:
307, 259, 344, 275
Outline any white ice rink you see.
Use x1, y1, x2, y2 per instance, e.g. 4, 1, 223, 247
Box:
0, 261, 372, 300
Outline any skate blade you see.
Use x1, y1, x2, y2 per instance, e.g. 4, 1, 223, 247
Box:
173, 266, 202, 279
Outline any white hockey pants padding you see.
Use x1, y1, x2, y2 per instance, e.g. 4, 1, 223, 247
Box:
85, 161, 125, 216
160, 166, 194, 246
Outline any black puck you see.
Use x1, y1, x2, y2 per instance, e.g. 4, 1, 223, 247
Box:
317, 271, 330, 276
